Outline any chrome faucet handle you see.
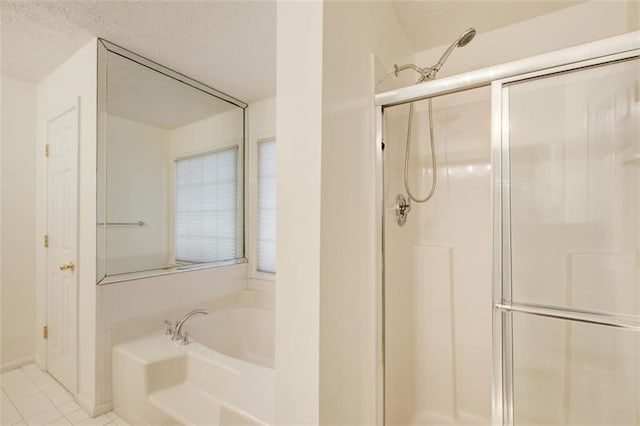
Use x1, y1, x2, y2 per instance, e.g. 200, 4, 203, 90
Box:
180, 331, 190, 345
163, 320, 174, 336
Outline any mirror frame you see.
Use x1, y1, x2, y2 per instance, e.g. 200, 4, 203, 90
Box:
96, 39, 248, 285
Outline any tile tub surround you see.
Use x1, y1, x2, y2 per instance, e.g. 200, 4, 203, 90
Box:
0, 364, 128, 426
113, 334, 274, 425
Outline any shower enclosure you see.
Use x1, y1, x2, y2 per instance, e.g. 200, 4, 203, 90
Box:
377, 33, 640, 425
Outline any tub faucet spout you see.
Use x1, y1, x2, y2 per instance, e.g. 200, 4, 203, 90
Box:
172, 309, 209, 343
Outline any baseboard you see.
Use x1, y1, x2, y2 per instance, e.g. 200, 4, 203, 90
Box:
77, 393, 112, 417
34, 355, 45, 370
0, 356, 35, 373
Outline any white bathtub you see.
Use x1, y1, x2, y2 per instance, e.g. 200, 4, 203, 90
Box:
112, 292, 274, 426
187, 306, 274, 369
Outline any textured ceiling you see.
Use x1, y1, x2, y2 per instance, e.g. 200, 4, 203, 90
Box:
0, 0, 275, 104
392, 0, 586, 52
1, 0, 585, 104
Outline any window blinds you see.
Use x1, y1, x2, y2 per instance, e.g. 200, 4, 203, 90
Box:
257, 139, 276, 273
175, 147, 239, 263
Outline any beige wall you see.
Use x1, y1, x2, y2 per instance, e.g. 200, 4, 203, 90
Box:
0, 76, 37, 371
319, 2, 413, 425
275, 1, 414, 424
104, 116, 171, 274
275, 2, 324, 424
247, 97, 276, 293
413, 0, 639, 79
36, 38, 99, 413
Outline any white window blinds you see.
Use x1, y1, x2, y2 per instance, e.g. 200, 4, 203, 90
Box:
175, 147, 239, 263
257, 139, 276, 273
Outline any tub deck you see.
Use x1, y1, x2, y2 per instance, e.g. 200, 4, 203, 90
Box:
113, 334, 274, 426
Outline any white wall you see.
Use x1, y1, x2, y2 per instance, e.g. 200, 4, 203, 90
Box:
36, 39, 98, 412
0, 76, 37, 371
247, 97, 276, 293
275, 1, 413, 424
171, 108, 244, 158
275, 2, 323, 424
104, 115, 171, 274
413, 0, 639, 80
319, 2, 413, 425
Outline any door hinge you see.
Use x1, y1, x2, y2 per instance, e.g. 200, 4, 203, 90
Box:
45, 144, 50, 157
44, 234, 49, 248
43, 325, 48, 339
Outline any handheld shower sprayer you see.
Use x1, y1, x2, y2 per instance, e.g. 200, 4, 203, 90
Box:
393, 27, 477, 83
431, 27, 476, 75
391, 28, 477, 226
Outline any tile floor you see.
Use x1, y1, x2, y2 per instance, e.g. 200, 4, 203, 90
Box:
1, 364, 129, 426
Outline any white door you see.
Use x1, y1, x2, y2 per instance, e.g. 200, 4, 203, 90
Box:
46, 106, 78, 394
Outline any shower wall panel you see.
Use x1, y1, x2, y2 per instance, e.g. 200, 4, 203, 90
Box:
509, 58, 640, 318
505, 55, 640, 425
384, 88, 492, 425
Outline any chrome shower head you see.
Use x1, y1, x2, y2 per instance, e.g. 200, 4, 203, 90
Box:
432, 27, 477, 75
457, 28, 476, 47
392, 28, 477, 84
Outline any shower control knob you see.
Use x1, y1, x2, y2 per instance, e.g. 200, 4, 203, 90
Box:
394, 194, 411, 226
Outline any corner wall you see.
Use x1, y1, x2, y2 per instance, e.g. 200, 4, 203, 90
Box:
36, 38, 99, 412
0, 76, 37, 371
319, 2, 413, 424
275, 1, 414, 423
247, 96, 276, 293
275, 2, 323, 424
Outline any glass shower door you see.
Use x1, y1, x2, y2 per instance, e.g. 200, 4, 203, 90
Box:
495, 54, 640, 424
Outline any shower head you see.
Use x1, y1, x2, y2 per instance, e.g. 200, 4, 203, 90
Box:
432, 27, 477, 75
392, 28, 477, 84
457, 28, 476, 47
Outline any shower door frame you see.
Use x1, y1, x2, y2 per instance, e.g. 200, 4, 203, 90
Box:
374, 32, 640, 426
491, 49, 640, 425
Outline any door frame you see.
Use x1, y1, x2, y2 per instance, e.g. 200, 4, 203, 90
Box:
374, 32, 640, 426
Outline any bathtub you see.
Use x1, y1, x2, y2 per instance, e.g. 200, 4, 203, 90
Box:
186, 306, 274, 369
112, 292, 274, 425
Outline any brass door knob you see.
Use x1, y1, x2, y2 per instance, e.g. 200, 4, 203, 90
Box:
59, 262, 75, 272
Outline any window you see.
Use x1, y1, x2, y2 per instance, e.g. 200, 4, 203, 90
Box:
257, 139, 276, 273
175, 147, 239, 263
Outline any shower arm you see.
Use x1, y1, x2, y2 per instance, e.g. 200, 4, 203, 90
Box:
394, 64, 435, 83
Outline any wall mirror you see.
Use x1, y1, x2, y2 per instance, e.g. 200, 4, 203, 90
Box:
97, 39, 247, 284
